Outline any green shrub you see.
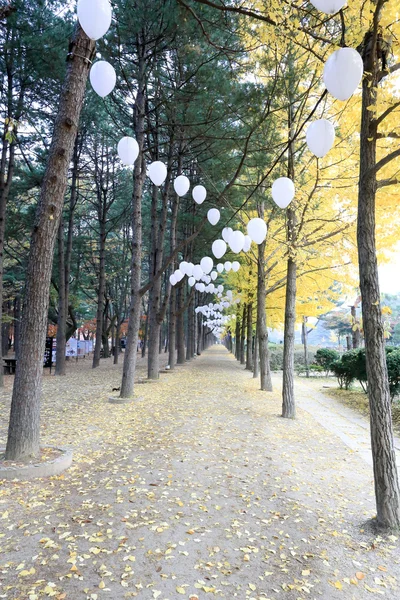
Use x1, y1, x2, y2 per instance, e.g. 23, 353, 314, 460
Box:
269, 347, 315, 371
331, 347, 400, 400
331, 359, 354, 390
314, 348, 340, 375
341, 349, 368, 392
386, 348, 400, 400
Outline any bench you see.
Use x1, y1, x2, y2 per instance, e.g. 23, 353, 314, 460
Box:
3, 357, 17, 375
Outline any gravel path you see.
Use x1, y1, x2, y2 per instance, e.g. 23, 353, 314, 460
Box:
1, 346, 400, 599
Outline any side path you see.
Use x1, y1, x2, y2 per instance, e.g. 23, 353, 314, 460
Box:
282, 375, 400, 468
1, 346, 400, 599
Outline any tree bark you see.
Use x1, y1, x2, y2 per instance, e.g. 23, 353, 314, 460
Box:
302, 317, 309, 378
246, 302, 253, 370
235, 309, 241, 360
5, 25, 95, 459
240, 304, 246, 365
55, 219, 66, 375
93, 215, 106, 368
253, 322, 259, 379
357, 16, 400, 529
351, 305, 361, 349
257, 239, 272, 391
120, 45, 146, 397
282, 255, 297, 418
176, 286, 185, 364
55, 135, 79, 375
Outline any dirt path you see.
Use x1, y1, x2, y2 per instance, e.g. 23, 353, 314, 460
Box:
276, 375, 400, 469
1, 347, 400, 599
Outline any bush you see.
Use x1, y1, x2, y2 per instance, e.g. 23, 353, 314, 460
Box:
341, 349, 368, 393
331, 359, 354, 390
331, 347, 400, 400
314, 348, 340, 375
269, 346, 316, 371
386, 348, 400, 400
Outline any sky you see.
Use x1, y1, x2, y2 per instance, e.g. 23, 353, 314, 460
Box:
379, 247, 400, 294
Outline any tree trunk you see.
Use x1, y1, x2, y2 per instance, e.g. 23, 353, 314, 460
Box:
55, 136, 79, 375
168, 286, 176, 369
282, 87, 297, 419
14, 294, 21, 358
351, 305, 361, 349
235, 309, 241, 360
186, 296, 193, 360
55, 220, 67, 375
240, 304, 246, 365
114, 320, 121, 365
282, 256, 297, 418
302, 317, 309, 378
196, 311, 202, 355
120, 45, 146, 398
246, 302, 253, 370
142, 302, 149, 358
1, 301, 9, 357
5, 25, 95, 460
257, 240, 272, 391
176, 286, 185, 364
357, 22, 400, 529
253, 322, 259, 379
93, 217, 106, 368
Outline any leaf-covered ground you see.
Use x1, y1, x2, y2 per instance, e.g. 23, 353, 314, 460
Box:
1, 346, 400, 599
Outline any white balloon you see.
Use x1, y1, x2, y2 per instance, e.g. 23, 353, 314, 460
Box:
271, 177, 295, 209
179, 261, 189, 275
192, 185, 207, 204
306, 119, 335, 158
200, 256, 213, 274
186, 263, 194, 277
217, 263, 224, 273
198, 283, 205, 293
148, 161, 167, 186
243, 234, 252, 252
89, 61, 116, 97
229, 230, 245, 254
211, 271, 218, 281
174, 269, 184, 282
174, 175, 190, 197
222, 227, 233, 243
212, 239, 227, 259
195, 283, 201, 291
207, 208, 220, 226
226, 290, 233, 299
117, 136, 139, 166
209, 284, 215, 293
218, 285, 224, 293
77, 0, 112, 40
169, 274, 177, 286
323, 47, 363, 102
247, 218, 267, 244
188, 276, 195, 287
232, 261, 240, 272
310, 0, 346, 14
193, 265, 203, 280
224, 261, 232, 272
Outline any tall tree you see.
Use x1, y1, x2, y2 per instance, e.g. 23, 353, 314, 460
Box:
5, 24, 95, 460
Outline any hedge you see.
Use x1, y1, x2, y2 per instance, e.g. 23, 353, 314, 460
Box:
331, 347, 400, 400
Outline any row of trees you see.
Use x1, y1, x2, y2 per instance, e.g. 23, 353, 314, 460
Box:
1, 0, 400, 528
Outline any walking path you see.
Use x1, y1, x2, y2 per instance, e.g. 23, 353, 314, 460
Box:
275, 375, 400, 469
1, 346, 400, 599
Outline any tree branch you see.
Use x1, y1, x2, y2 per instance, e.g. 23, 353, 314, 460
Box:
375, 147, 400, 173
